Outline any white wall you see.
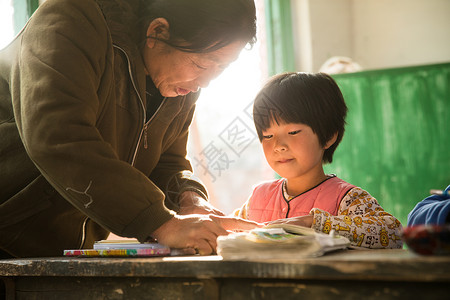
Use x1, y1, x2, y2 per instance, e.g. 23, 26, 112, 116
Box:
291, 0, 450, 72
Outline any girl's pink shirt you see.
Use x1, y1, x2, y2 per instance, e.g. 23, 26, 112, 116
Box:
246, 176, 355, 223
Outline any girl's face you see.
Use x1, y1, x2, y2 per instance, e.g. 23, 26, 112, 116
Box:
261, 121, 334, 187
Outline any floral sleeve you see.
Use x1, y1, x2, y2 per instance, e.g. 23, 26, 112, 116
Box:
233, 199, 250, 219
311, 187, 403, 249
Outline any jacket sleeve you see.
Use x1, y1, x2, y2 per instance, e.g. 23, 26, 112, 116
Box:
407, 185, 450, 226
149, 104, 209, 211
311, 187, 403, 249
13, 0, 173, 242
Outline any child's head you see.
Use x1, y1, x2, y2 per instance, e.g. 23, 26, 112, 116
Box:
253, 72, 347, 164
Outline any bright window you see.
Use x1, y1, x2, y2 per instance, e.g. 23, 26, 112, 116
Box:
0, 0, 14, 49
188, 0, 272, 214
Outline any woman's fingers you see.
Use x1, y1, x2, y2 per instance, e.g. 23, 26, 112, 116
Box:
211, 207, 226, 216
195, 238, 215, 255
266, 215, 313, 227
152, 214, 261, 255
210, 215, 263, 231
152, 215, 220, 253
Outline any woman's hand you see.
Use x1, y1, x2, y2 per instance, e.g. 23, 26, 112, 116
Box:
151, 214, 261, 255
266, 215, 314, 228
178, 191, 225, 216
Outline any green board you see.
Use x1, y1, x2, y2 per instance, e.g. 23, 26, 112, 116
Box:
325, 63, 450, 227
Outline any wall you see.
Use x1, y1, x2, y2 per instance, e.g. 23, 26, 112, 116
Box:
290, 0, 450, 226
326, 63, 450, 226
291, 0, 450, 72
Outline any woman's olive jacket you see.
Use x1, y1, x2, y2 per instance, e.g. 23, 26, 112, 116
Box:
0, 0, 207, 257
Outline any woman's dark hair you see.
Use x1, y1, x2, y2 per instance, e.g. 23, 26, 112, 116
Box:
140, 0, 257, 52
253, 72, 348, 164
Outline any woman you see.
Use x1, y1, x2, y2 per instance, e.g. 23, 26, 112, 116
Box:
0, 0, 259, 257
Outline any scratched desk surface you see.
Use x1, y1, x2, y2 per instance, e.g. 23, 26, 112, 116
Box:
1, 249, 449, 300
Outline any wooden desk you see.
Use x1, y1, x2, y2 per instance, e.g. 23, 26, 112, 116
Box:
1, 249, 449, 300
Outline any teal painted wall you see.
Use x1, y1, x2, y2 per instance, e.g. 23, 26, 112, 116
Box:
325, 63, 450, 226
264, 0, 295, 75
12, 0, 39, 34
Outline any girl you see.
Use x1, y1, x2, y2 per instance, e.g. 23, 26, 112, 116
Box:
235, 72, 403, 249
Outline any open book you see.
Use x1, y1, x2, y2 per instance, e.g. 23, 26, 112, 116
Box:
63, 239, 195, 257
217, 223, 350, 260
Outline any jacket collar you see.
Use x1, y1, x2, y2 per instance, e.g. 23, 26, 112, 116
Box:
95, 0, 146, 100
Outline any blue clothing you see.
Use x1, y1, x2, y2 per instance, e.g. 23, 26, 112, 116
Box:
407, 185, 450, 226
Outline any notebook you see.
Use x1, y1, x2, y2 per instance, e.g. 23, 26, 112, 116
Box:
217, 223, 350, 260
